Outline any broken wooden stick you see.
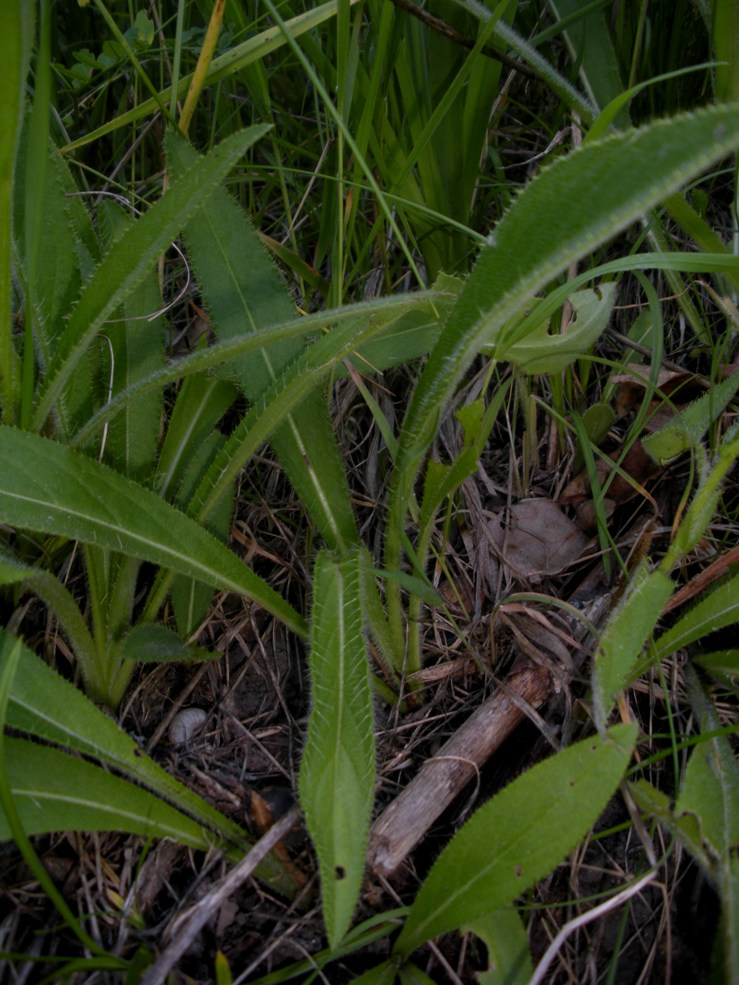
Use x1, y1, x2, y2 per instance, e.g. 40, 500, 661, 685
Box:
368, 663, 552, 877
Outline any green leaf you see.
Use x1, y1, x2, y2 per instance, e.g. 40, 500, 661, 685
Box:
642, 373, 739, 465
677, 674, 739, 869
299, 549, 376, 949
465, 909, 532, 985
347, 961, 398, 985
662, 423, 739, 567
166, 132, 358, 552
628, 778, 711, 872
652, 573, 739, 662
120, 624, 216, 664
96, 200, 164, 480
548, 0, 629, 128
13, 132, 98, 434
713, 0, 739, 102
1, 629, 240, 842
0, 544, 98, 676
401, 104, 739, 471
394, 723, 637, 957
592, 566, 674, 732
0, 426, 306, 638
156, 371, 239, 501
633, 673, 739, 982
0, 630, 293, 891
62, 2, 346, 154
70, 291, 451, 450
0, 736, 227, 846
32, 124, 270, 431
157, 371, 239, 636
387, 103, 739, 650
499, 284, 617, 374
0, 0, 33, 422
186, 310, 398, 534
693, 650, 739, 687
398, 962, 437, 985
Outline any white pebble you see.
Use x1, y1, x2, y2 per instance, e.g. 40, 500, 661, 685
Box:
168, 707, 207, 746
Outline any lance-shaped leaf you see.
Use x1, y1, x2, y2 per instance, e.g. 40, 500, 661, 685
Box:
0, 426, 306, 638
32, 124, 270, 430
0, 630, 293, 890
592, 565, 674, 732
0, 736, 228, 846
394, 723, 637, 957
166, 132, 358, 552
652, 571, 739, 661
389, 103, 739, 561
299, 549, 376, 948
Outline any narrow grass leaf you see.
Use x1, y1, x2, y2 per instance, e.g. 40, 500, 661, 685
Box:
0, 426, 306, 637
593, 566, 674, 732
547, 0, 629, 126
62, 2, 349, 154
662, 423, 739, 567
394, 723, 637, 957
299, 549, 376, 949
13, 133, 97, 436
33, 124, 270, 430
713, 0, 739, 102
156, 372, 238, 500
96, 201, 164, 480
159, 375, 239, 635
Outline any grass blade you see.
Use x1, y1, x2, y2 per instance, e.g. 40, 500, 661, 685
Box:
62, 2, 352, 154
592, 566, 675, 732
95, 201, 164, 479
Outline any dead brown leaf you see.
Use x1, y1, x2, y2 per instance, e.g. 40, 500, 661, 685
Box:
487, 498, 590, 583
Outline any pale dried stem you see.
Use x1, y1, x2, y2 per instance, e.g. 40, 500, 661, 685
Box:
139, 805, 300, 985
368, 663, 552, 876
